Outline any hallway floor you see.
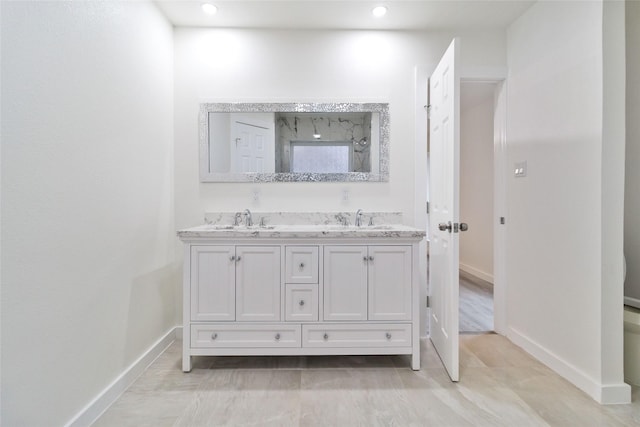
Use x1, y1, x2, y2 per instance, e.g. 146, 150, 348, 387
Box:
93, 335, 639, 426
459, 270, 494, 333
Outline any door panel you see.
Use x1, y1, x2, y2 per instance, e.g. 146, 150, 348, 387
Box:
235, 246, 281, 321
429, 38, 460, 381
368, 246, 412, 321
190, 246, 235, 321
323, 246, 368, 321
231, 116, 274, 173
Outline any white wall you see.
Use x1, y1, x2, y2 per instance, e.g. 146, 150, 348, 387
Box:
173, 28, 506, 230
625, 0, 640, 306
173, 28, 506, 335
460, 82, 495, 282
505, 0, 629, 403
1, 1, 176, 425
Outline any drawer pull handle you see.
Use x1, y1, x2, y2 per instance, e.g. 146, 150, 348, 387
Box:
385, 333, 392, 340
211, 333, 218, 340
323, 333, 329, 341
299, 262, 305, 269
275, 333, 281, 341
299, 299, 305, 307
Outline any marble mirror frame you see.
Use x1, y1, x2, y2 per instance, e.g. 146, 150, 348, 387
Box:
199, 102, 390, 182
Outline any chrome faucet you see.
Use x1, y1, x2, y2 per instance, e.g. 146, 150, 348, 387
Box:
233, 212, 243, 226
355, 209, 364, 227
243, 209, 253, 227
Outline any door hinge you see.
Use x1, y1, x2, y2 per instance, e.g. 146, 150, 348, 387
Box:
500, 216, 505, 225
426, 201, 430, 214
426, 296, 430, 308
425, 104, 432, 119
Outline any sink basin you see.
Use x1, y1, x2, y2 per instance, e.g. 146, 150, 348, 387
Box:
243, 225, 276, 230
204, 224, 235, 230
205, 224, 276, 231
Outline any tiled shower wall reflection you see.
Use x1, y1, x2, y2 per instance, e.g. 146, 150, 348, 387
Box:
275, 112, 372, 173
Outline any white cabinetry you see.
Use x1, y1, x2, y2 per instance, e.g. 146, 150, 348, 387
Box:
190, 246, 235, 322
368, 246, 412, 321
323, 246, 368, 321
323, 245, 412, 322
182, 238, 420, 372
235, 246, 280, 322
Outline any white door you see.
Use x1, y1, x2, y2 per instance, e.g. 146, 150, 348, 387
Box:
235, 246, 281, 321
232, 120, 273, 173
429, 39, 461, 381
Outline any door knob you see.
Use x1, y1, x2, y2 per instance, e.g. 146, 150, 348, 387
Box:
438, 222, 452, 232
459, 223, 469, 232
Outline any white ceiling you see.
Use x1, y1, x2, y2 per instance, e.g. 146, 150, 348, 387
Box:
155, 0, 535, 31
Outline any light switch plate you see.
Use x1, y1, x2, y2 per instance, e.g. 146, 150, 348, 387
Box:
514, 161, 527, 178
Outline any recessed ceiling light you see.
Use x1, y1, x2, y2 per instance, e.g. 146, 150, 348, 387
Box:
201, 3, 218, 15
372, 6, 387, 17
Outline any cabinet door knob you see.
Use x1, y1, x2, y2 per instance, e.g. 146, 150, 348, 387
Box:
275, 333, 281, 341
236, 255, 241, 262
323, 333, 329, 341
299, 299, 305, 307
211, 333, 218, 340
363, 256, 368, 262
385, 333, 392, 340
299, 262, 305, 270
230, 255, 236, 261
369, 256, 374, 261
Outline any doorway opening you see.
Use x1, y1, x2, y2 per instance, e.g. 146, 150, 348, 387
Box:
459, 81, 497, 334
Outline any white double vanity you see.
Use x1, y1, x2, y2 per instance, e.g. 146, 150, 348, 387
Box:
178, 212, 425, 371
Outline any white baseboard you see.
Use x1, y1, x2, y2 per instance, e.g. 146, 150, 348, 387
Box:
65, 327, 178, 427
508, 326, 631, 404
459, 263, 494, 283
625, 296, 640, 310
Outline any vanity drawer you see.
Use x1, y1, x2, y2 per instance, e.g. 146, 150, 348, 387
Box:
191, 324, 301, 348
285, 284, 318, 322
285, 246, 319, 284
302, 323, 411, 348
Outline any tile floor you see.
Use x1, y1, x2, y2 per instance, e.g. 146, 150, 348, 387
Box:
459, 271, 494, 333
93, 335, 640, 426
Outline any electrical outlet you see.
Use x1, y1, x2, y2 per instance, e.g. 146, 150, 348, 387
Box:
342, 188, 350, 203
514, 161, 527, 178
252, 188, 261, 205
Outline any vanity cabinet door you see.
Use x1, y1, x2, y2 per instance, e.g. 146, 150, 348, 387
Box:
323, 246, 368, 321
368, 246, 412, 321
235, 246, 281, 322
191, 246, 236, 321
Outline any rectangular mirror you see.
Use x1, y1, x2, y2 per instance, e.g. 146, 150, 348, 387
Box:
199, 103, 389, 182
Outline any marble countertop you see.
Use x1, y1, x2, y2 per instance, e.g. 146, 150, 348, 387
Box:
177, 223, 426, 240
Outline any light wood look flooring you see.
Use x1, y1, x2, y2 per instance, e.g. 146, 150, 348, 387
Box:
93, 335, 639, 426
459, 270, 494, 333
